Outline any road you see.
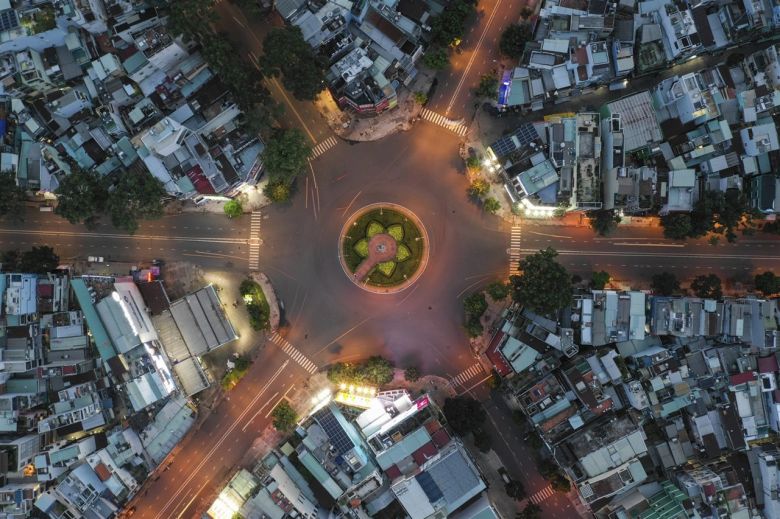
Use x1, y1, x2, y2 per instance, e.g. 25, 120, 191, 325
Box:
426, 0, 532, 121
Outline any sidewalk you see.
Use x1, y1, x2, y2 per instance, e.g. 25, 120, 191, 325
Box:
315, 68, 436, 142
165, 184, 271, 215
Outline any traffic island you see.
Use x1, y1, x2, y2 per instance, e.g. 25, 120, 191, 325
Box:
339, 203, 429, 294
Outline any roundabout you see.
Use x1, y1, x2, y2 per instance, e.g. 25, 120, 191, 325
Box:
339, 203, 429, 294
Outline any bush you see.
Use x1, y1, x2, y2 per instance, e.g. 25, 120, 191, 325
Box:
443, 396, 486, 435
272, 401, 298, 431
591, 271, 610, 290
387, 224, 404, 241
486, 281, 509, 300
222, 356, 252, 391
413, 91, 428, 104
327, 356, 394, 386
505, 479, 525, 500
367, 220, 385, 238
240, 279, 270, 331
224, 199, 243, 218
483, 197, 501, 214
755, 271, 780, 295
465, 315, 483, 337
264, 178, 292, 202
395, 244, 411, 262
464, 292, 488, 317
404, 366, 420, 382
467, 178, 489, 199
353, 239, 369, 258
466, 156, 481, 170
376, 261, 396, 277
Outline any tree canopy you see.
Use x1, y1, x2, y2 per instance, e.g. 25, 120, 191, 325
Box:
430, 0, 475, 46
202, 35, 267, 110
499, 23, 532, 59
106, 168, 166, 234
661, 189, 750, 242
165, 0, 217, 43
468, 178, 489, 199
517, 503, 541, 519
660, 213, 692, 239
510, 247, 572, 315
264, 178, 293, 203
262, 128, 311, 184
588, 209, 621, 236
422, 47, 450, 70
755, 271, 780, 296
443, 396, 486, 435
224, 199, 243, 218
260, 27, 326, 100
475, 74, 499, 98
327, 356, 394, 386
1, 246, 59, 273
0, 171, 25, 221
486, 281, 510, 301
591, 271, 610, 290
271, 401, 298, 431
651, 272, 680, 296
690, 274, 722, 299
54, 168, 108, 227
483, 197, 501, 214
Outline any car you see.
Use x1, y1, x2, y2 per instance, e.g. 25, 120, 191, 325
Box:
87, 256, 104, 263
498, 467, 512, 484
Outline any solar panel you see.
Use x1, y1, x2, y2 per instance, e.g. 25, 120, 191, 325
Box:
489, 123, 539, 159
0, 10, 18, 32
315, 407, 354, 456
415, 471, 444, 503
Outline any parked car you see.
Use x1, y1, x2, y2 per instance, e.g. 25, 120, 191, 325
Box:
87, 256, 104, 263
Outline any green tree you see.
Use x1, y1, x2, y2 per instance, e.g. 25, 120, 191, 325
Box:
473, 428, 492, 453
422, 47, 449, 70
464, 292, 488, 317
443, 396, 486, 435
499, 23, 531, 59
106, 168, 166, 234
510, 247, 572, 315
264, 178, 293, 203
413, 91, 428, 105
0, 171, 25, 221
262, 128, 311, 183
755, 271, 780, 296
165, 0, 217, 43
550, 472, 571, 492
232, 0, 264, 16
404, 366, 420, 382
486, 281, 510, 300
591, 271, 610, 290
243, 102, 284, 139
465, 315, 483, 337
475, 74, 498, 98
690, 274, 722, 299
588, 209, 621, 236
0, 249, 21, 271
517, 503, 541, 519
483, 197, 501, 214
224, 199, 243, 218
201, 35, 266, 110
271, 401, 298, 431
505, 479, 525, 500
651, 272, 680, 296
362, 356, 394, 385
261, 26, 326, 100
467, 178, 489, 199
20, 246, 59, 273
430, 0, 475, 46
54, 168, 108, 228
661, 213, 693, 239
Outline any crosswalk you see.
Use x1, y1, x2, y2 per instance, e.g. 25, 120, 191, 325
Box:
509, 225, 522, 276
420, 108, 468, 136
310, 136, 338, 159
449, 363, 484, 387
528, 485, 555, 504
269, 332, 318, 374
249, 211, 262, 270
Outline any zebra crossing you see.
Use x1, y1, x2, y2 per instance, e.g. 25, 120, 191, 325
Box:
509, 225, 522, 276
248, 211, 262, 270
528, 485, 555, 504
420, 108, 468, 136
269, 333, 318, 374
310, 136, 338, 159
449, 363, 484, 387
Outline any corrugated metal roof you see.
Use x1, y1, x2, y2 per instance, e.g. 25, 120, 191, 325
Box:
70, 279, 115, 360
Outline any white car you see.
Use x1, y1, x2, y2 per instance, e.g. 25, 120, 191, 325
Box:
87, 256, 104, 263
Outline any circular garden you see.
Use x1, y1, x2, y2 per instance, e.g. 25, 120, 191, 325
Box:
340, 204, 428, 293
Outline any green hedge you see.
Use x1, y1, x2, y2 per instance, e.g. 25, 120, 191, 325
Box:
240, 279, 270, 331
342, 208, 424, 287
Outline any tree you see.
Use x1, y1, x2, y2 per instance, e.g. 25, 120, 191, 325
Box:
472, 428, 492, 453
475, 74, 498, 98
413, 91, 428, 105
517, 503, 541, 519
264, 178, 292, 203
262, 128, 311, 183
19, 246, 59, 274
591, 271, 610, 290
465, 315, 483, 337
483, 197, 501, 214
443, 396, 486, 435
362, 356, 394, 385
261, 26, 326, 100
505, 479, 525, 500
486, 281, 510, 300
54, 168, 108, 228
422, 47, 449, 70
550, 472, 571, 492
0, 249, 21, 272
499, 23, 531, 59
464, 292, 488, 317
430, 0, 475, 46
201, 35, 266, 110
588, 209, 621, 236
661, 213, 693, 240
271, 401, 298, 431
106, 168, 166, 234
165, 0, 217, 43
404, 366, 420, 382
510, 247, 572, 315
690, 274, 722, 299
651, 272, 680, 296
224, 199, 243, 218
755, 271, 780, 296
0, 171, 25, 221
467, 178, 489, 199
